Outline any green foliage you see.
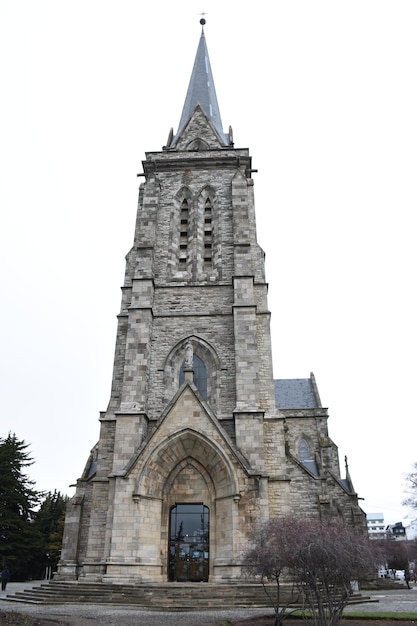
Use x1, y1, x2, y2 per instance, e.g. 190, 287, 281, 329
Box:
0, 433, 42, 580
0, 433, 68, 581
31, 490, 68, 578
347, 611, 417, 619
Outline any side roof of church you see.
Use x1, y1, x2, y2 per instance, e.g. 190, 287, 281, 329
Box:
274, 373, 322, 409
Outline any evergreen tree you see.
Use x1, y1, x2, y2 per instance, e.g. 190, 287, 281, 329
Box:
31, 490, 68, 578
0, 433, 42, 580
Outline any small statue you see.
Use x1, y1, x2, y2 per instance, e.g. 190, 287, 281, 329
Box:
184, 340, 193, 369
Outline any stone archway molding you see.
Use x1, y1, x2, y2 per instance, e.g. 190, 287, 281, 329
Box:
133, 428, 239, 501
163, 335, 221, 412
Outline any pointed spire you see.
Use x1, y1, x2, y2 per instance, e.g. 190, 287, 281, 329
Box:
175, 19, 227, 144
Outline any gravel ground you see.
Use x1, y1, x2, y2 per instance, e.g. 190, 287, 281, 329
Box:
0, 581, 275, 624
1, 602, 273, 626
1, 583, 416, 626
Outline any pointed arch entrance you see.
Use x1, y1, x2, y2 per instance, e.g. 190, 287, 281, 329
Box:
134, 423, 241, 581
169, 503, 209, 582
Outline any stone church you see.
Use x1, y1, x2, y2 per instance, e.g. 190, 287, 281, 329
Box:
58, 21, 365, 584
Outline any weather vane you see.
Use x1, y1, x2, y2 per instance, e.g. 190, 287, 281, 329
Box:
199, 10, 207, 27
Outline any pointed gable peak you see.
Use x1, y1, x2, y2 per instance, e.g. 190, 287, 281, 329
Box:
173, 104, 226, 150
173, 20, 230, 147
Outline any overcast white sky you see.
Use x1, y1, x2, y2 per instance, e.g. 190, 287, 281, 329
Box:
1, 1, 416, 527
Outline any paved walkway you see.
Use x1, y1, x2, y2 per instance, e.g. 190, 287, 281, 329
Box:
345, 586, 417, 613
1, 581, 416, 624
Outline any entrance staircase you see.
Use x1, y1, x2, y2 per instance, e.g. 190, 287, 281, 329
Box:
3, 581, 374, 610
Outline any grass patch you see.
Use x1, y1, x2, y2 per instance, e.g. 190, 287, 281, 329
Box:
343, 612, 417, 620
0, 612, 66, 625
1, 613, 40, 626
286, 610, 417, 621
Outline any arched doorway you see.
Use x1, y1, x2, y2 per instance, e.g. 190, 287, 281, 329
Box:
168, 503, 209, 582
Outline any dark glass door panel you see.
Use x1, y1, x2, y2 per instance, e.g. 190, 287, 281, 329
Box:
169, 503, 209, 582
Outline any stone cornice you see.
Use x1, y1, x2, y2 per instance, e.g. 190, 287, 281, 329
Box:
141, 154, 252, 177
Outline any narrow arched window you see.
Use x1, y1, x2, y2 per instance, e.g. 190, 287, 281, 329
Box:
203, 198, 213, 266
298, 438, 310, 462
298, 438, 319, 476
179, 354, 207, 400
179, 199, 189, 267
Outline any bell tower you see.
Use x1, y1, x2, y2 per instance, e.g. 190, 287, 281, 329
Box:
104, 17, 277, 472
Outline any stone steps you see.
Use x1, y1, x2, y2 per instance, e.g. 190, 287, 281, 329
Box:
3, 581, 272, 607
2, 581, 374, 610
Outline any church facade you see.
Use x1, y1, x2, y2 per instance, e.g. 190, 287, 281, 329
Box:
57, 22, 365, 584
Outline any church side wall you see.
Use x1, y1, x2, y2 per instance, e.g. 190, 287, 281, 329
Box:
264, 417, 365, 527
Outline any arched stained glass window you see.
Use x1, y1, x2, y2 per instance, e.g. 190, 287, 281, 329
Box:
298, 438, 310, 462
179, 355, 207, 400
298, 438, 319, 476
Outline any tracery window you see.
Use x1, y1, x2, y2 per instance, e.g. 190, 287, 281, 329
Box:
298, 438, 310, 462
298, 438, 319, 476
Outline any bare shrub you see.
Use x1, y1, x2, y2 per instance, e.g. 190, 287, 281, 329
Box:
243, 516, 380, 626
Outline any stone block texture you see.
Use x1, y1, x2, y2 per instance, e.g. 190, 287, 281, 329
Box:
57, 102, 365, 584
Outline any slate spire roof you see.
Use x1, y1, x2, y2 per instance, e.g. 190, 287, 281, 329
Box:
175, 19, 228, 145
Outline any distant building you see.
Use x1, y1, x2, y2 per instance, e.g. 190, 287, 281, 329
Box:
386, 521, 407, 540
405, 518, 417, 540
367, 513, 385, 540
